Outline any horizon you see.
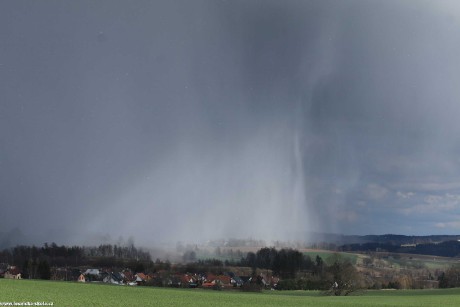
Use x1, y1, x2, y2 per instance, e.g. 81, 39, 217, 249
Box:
2, 227, 460, 250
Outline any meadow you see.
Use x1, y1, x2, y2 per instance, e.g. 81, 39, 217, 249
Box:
2, 279, 460, 307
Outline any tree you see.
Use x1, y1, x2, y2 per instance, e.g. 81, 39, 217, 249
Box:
397, 274, 414, 289
314, 255, 324, 275
325, 254, 363, 296
439, 266, 460, 288
273, 249, 304, 278
38, 259, 51, 280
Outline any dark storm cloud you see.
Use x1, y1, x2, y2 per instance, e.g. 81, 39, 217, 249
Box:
305, 1, 460, 234
1, 0, 460, 246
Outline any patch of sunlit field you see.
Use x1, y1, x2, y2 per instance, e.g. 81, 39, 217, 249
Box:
2, 279, 460, 306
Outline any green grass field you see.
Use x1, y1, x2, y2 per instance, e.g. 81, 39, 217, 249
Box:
2, 279, 460, 306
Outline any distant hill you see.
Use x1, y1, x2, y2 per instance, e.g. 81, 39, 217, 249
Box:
339, 240, 460, 258
308, 232, 460, 246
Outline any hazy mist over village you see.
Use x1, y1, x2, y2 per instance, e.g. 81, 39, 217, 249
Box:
2, 0, 460, 249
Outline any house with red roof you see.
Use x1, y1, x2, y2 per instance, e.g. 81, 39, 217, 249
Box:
4, 266, 21, 279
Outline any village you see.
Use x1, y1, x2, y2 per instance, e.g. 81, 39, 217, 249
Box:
0, 262, 280, 291
3, 239, 460, 293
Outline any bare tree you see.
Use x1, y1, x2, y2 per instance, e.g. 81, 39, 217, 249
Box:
325, 254, 364, 296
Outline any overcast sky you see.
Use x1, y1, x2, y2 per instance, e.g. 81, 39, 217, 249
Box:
2, 0, 460, 246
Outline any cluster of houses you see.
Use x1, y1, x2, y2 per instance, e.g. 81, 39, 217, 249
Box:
0, 262, 280, 290
0, 264, 22, 279
77, 269, 148, 286
76, 268, 279, 289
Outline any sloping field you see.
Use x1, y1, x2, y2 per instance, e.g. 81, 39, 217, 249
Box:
2, 279, 460, 306
374, 252, 460, 270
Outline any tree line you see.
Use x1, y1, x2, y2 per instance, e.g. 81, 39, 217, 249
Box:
0, 242, 151, 279
237, 248, 362, 294
240, 247, 314, 278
